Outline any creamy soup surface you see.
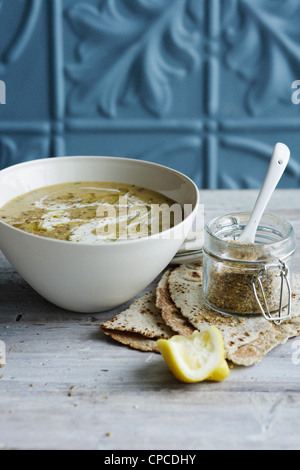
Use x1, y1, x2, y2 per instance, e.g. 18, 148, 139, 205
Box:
0, 182, 179, 243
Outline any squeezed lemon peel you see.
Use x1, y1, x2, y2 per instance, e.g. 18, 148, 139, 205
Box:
157, 327, 230, 383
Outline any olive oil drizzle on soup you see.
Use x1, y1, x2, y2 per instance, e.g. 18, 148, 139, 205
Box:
0, 182, 179, 243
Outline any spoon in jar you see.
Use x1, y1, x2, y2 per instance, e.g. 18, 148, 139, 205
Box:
238, 142, 290, 244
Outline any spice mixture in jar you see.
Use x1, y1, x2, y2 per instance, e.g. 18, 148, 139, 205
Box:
203, 213, 295, 319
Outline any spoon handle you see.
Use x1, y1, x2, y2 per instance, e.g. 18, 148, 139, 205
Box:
239, 143, 290, 244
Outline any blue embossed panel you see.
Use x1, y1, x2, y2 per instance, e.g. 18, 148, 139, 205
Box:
0, 0, 299, 189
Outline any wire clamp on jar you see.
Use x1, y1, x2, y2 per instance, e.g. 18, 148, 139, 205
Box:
252, 260, 292, 325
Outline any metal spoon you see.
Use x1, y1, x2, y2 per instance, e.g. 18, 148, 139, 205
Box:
238, 142, 290, 244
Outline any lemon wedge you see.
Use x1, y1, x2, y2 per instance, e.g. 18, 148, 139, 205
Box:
157, 327, 230, 383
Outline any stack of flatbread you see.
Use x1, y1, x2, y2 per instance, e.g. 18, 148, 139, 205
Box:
100, 262, 300, 367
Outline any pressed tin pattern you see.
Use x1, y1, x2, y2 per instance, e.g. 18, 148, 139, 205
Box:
0, 0, 299, 188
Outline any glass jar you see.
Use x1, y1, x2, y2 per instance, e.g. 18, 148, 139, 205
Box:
203, 213, 296, 324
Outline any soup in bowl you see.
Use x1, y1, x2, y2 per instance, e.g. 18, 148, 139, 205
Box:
0, 156, 199, 312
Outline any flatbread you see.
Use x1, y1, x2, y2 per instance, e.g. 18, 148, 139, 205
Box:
102, 329, 160, 352
228, 314, 300, 366
100, 262, 300, 366
168, 263, 300, 366
156, 269, 195, 336
100, 290, 173, 351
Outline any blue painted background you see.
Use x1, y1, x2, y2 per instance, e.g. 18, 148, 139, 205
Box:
0, 0, 300, 189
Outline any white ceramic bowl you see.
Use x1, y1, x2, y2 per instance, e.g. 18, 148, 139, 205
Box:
0, 156, 199, 312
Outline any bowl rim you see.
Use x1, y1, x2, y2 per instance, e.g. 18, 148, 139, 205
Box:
0, 156, 200, 247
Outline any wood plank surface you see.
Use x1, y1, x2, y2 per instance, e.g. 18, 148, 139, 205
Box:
0, 190, 300, 450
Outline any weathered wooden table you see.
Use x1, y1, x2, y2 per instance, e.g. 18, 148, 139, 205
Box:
0, 190, 300, 450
